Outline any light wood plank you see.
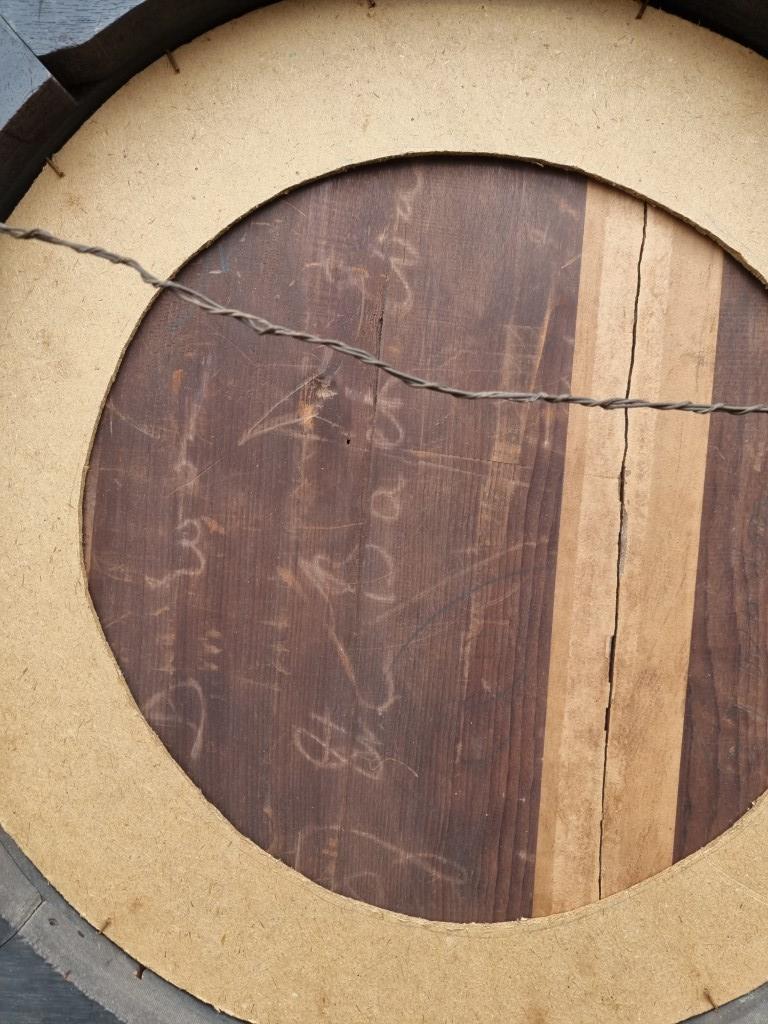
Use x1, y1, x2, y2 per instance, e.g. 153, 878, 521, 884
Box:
533, 182, 644, 916
599, 206, 723, 896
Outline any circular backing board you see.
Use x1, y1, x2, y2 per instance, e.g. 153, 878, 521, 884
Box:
1, 1, 768, 1021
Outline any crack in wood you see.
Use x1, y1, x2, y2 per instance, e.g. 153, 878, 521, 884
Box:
598, 203, 648, 899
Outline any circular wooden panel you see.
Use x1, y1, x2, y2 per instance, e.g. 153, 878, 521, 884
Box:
82, 155, 768, 924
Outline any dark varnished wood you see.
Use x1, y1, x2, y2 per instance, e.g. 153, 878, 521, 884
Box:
84, 157, 586, 923
675, 259, 768, 862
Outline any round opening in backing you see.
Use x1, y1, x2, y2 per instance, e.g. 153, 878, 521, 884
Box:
82, 155, 768, 923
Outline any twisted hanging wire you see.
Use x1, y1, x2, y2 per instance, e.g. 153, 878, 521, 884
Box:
1, 220, 767, 416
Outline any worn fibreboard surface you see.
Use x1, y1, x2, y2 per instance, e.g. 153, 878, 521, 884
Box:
4, 2, 768, 1021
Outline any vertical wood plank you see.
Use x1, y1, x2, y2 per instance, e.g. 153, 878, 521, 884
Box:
533, 183, 644, 916
350, 160, 587, 922
675, 259, 768, 861
599, 207, 723, 896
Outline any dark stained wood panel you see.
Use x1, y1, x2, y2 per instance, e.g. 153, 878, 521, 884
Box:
361, 164, 586, 920
675, 258, 768, 862
84, 157, 587, 923
85, 154, 768, 925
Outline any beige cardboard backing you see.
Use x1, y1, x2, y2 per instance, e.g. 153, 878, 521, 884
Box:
2, 1, 768, 1020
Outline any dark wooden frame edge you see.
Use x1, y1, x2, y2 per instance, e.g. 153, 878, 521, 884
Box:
1, 0, 767, 219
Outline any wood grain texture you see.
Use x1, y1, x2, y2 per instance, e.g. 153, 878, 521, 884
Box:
83, 156, 768, 925
532, 183, 644, 916
599, 206, 723, 897
84, 157, 586, 923
0, 0, 766, 1015
675, 258, 768, 862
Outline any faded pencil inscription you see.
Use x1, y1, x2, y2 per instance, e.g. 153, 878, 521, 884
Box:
276, 550, 399, 713
292, 712, 417, 781
370, 474, 405, 521
142, 679, 207, 761
294, 825, 466, 899
146, 517, 206, 589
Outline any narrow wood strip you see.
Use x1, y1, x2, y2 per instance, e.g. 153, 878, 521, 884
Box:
675, 258, 768, 862
532, 182, 644, 916
600, 206, 723, 897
